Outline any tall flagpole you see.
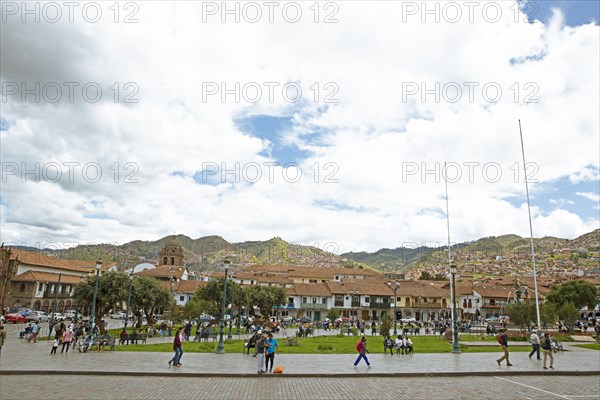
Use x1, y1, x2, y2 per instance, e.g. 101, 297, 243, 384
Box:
445, 162, 460, 353
518, 120, 542, 329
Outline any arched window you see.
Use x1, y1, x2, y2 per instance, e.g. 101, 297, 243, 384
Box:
163, 257, 168, 265
170, 257, 175, 265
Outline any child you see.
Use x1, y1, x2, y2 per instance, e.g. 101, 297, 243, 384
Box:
50, 338, 59, 355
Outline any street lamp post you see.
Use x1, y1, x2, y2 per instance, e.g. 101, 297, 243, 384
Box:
124, 274, 134, 331
450, 264, 460, 354
216, 258, 230, 354
227, 278, 234, 340
48, 273, 62, 340
89, 260, 103, 333
387, 280, 400, 335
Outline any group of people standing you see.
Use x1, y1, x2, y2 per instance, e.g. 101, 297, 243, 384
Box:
496, 328, 555, 369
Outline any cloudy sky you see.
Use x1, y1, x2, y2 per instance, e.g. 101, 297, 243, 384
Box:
1, 1, 598, 254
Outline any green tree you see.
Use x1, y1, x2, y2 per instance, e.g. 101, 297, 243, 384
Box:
327, 309, 340, 321
558, 301, 579, 325
506, 300, 535, 331
196, 279, 245, 323
546, 280, 599, 309
74, 271, 129, 333
380, 314, 392, 336
245, 285, 287, 324
540, 302, 558, 326
129, 276, 173, 327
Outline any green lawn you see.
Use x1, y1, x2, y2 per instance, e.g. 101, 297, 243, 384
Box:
573, 343, 600, 351
113, 335, 530, 354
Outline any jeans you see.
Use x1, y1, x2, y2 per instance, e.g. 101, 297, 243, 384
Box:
257, 352, 266, 372
266, 353, 275, 370
354, 353, 370, 366
170, 347, 183, 365
529, 344, 540, 359
61, 341, 71, 353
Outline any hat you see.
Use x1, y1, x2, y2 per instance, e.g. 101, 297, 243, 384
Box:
532, 329, 537, 333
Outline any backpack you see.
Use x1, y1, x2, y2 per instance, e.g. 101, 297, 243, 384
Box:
356, 341, 362, 352
496, 333, 503, 345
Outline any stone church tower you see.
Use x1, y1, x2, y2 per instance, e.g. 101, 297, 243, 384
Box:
159, 236, 184, 266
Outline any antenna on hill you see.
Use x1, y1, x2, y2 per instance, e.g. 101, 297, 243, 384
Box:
518, 120, 542, 329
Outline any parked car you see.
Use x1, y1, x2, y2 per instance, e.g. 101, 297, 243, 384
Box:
27, 311, 49, 322
5, 312, 28, 324
297, 317, 312, 324
49, 313, 66, 322
0, 315, 5, 323
401, 317, 417, 323
281, 316, 293, 323
110, 312, 126, 319
64, 310, 78, 320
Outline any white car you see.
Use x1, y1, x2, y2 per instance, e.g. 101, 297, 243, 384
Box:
64, 310, 78, 320
401, 317, 417, 323
110, 312, 126, 319
282, 316, 293, 323
27, 311, 49, 322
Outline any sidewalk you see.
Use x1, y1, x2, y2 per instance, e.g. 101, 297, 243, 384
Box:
1, 336, 598, 377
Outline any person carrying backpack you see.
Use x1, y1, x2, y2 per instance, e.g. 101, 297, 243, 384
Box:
540, 332, 554, 370
496, 329, 512, 366
354, 336, 371, 367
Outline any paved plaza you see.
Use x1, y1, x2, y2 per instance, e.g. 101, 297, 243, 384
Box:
1, 324, 599, 399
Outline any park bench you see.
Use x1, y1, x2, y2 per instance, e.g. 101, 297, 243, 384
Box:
120, 332, 148, 345
89, 336, 116, 351
194, 331, 218, 342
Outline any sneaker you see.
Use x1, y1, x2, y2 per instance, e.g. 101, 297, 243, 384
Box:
496, 359, 501, 366
543, 367, 548, 369
507, 363, 513, 366
168, 361, 172, 366
529, 355, 532, 359
549, 366, 554, 369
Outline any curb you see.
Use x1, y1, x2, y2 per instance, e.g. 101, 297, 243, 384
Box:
1, 370, 598, 378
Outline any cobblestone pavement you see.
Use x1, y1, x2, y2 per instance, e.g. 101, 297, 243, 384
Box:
1, 375, 599, 400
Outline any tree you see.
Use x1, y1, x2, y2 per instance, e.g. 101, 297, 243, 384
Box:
196, 279, 245, 323
129, 276, 173, 327
558, 301, 579, 325
327, 309, 340, 321
419, 271, 447, 281
245, 285, 287, 324
546, 280, 599, 309
506, 300, 535, 331
380, 313, 392, 336
74, 271, 129, 334
540, 302, 558, 327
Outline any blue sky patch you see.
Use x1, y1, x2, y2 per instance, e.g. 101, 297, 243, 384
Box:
235, 115, 311, 164
525, 0, 599, 26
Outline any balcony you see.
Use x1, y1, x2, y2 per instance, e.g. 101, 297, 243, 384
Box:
41, 291, 74, 299
300, 303, 327, 310
411, 301, 444, 308
369, 303, 391, 309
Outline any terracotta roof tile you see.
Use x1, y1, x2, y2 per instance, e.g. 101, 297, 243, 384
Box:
12, 270, 84, 284
135, 265, 186, 279
11, 249, 93, 273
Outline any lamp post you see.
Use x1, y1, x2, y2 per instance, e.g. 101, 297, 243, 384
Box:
387, 280, 400, 335
48, 273, 62, 339
216, 258, 230, 354
124, 274, 134, 331
450, 264, 460, 354
227, 277, 234, 340
89, 260, 102, 333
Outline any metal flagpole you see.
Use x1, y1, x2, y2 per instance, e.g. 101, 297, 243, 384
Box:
444, 162, 460, 353
518, 120, 542, 329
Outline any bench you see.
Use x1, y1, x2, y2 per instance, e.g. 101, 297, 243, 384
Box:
120, 333, 148, 345
194, 331, 218, 342
89, 336, 116, 351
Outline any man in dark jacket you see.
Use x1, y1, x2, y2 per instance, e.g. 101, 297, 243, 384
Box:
496, 329, 512, 366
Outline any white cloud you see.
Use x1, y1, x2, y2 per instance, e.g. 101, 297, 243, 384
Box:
0, 2, 598, 251
576, 192, 600, 202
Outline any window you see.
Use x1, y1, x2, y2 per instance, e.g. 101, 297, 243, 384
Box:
170, 257, 175, 265
19, 283, 25, 292
163, 257, 168, 264
179, 296, 184, 301
365, 297, 370, 303
302, 297, 307, 303
335, 295, 344, 307
490, 299, 496, 305
309, 279, 317, 284
288, 297, 293, 304
312, 297, 317, 304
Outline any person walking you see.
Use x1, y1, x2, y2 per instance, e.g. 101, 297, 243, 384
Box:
256, 333, 267, 374
61, 328, 73, 353
50, 338, 59, 355
354, 336, 371, 367
496, 329, 512, 366
0, 324, 6, 357
528, 329, 541, 360
265, 332, 279, 373
540, 332, 554, 370
168, 327, 183, 367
